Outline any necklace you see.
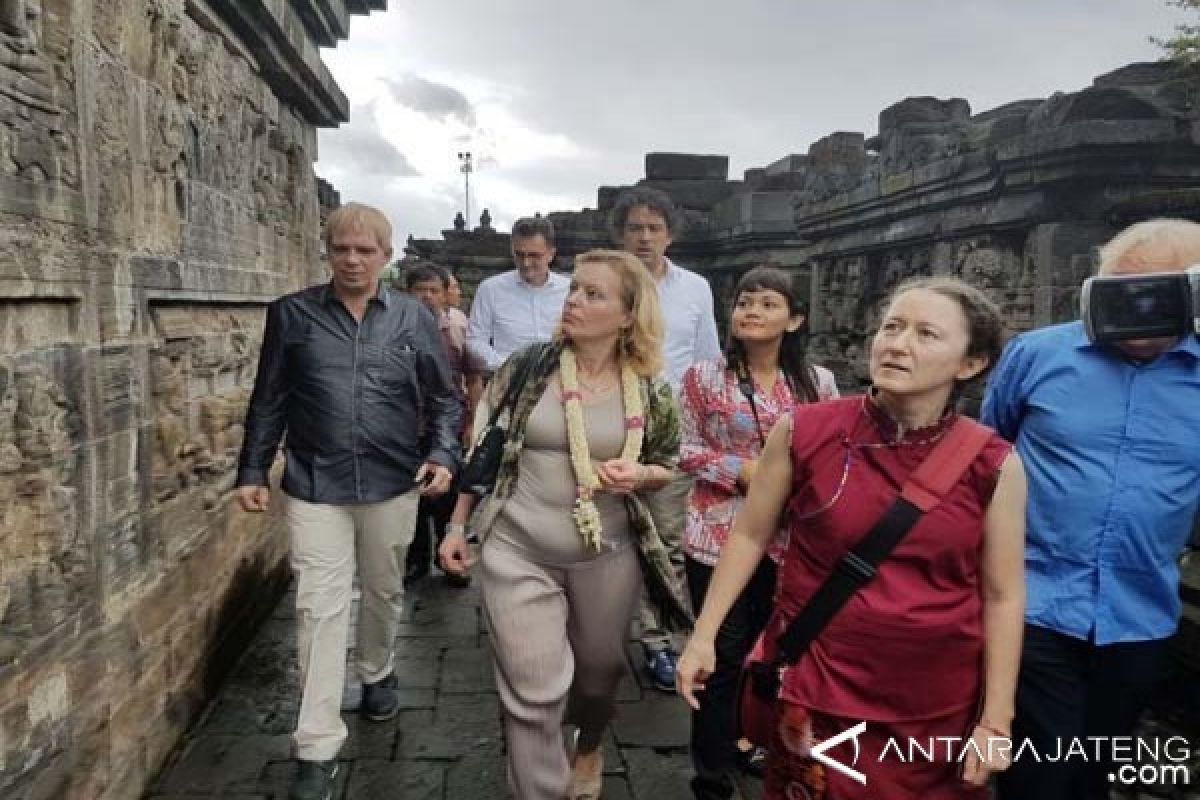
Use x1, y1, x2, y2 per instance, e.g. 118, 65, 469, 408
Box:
575, 371, 617, 395
560, 348, 644, 551
857, 394, 951, 448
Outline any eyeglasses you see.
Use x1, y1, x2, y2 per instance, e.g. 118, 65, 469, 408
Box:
623, 223, 667, 235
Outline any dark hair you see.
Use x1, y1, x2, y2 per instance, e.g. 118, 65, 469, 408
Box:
404, 262, 449, 290
608, 186, 683, 239
511, 216, 556, 246
879, 275, 1007, 391
726, 266, 820, 403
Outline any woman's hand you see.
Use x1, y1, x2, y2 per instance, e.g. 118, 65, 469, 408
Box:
736, 459, 758, 494
675, 635, 716, 711
438, 531, 474, 577
961, 723, 1012, 785
596, 458, 643, 494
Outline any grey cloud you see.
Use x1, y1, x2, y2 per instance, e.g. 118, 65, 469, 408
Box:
323, 0, 1189, 237
321, 103, 419, 178
383, 74, 477, 127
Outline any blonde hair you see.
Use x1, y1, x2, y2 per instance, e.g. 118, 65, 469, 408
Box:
1097, 218, 1200, 275
559, 249, 664, 378
324, 202, 393, 254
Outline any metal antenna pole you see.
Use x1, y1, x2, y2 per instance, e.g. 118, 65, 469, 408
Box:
458, 151, 473, 225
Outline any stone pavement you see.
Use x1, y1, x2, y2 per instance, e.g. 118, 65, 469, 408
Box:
144, 572, 761, 800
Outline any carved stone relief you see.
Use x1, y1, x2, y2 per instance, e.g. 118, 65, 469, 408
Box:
0, 0, 56, 110
148, 306, 263, 509
0, 358, 84, 666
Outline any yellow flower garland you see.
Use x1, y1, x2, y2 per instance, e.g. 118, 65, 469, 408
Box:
559, 347, 645, 551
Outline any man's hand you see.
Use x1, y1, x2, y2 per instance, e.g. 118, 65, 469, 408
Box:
438, 531, 474, 576
237, 485, 270, 513
415, 462, 453, 497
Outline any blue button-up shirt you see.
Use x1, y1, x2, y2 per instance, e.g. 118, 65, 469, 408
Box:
981, 321, 1200, 644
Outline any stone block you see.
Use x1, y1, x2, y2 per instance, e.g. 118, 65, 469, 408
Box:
764, 154, 810, 176
155, 734, 290, 793
644, 153, 729, 181
396, 695, 502, 761
347, 759, 444, 799
622, 749, 692, 800
395, 602, 479, 638
809, 131, 867, 172
439, 646, 495, 694
443, 752, 507, 798
340, 714, 399, 760
392, 656, 440, 689
638, 179, 738, 212
597, 185, 623, 211
611, 693, 690, 749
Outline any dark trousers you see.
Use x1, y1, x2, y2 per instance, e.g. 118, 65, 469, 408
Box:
996, 623, 1169, 800
684, 555, 777, 800
404, 484, 456, 575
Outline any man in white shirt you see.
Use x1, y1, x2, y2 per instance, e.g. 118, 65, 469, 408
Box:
465, 217, 570, 372
612, 186, 721, 692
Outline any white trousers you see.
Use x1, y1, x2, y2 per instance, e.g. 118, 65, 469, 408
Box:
285, 489, 420, 760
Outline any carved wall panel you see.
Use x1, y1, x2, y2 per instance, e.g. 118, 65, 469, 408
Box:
143, 303, 262, 560
0, 346, 86, 667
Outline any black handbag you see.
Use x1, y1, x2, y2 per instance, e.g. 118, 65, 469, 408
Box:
460, 349, 540, 496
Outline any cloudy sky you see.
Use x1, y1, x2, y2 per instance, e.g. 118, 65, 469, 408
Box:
315, 1, 1190, 244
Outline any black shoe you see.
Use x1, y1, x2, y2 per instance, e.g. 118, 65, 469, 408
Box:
290, 759, 338, 800
361, 671, 400, 721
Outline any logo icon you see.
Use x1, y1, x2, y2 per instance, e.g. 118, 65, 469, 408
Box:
810, 721, 868, 785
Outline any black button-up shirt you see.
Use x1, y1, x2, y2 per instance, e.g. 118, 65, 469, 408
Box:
236, 282, 463, 504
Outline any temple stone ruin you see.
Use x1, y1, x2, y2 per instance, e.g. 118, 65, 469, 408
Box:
412, 61, 1200, 392
0, 2, 383, 798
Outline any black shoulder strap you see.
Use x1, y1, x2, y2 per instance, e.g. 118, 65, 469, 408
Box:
774, 417, 994, 666
487, 345, 547, 426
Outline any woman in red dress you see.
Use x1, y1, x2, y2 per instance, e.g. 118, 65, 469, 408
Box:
677, 276, 1027, 799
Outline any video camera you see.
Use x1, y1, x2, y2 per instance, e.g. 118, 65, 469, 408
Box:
1081, 267, 1200, 344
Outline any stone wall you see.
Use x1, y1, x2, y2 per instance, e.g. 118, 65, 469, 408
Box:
0, 2, 380, 798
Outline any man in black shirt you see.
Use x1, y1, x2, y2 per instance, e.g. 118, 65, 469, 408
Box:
235, 203, 461, 800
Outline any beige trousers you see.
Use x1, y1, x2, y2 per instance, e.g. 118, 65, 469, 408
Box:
480, 537, 642, 800
637, 472, 692, 653
285, 489, 420, 761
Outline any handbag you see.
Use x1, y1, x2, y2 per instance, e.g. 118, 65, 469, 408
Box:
735, 416, 994, 747
459, 348, 541, 496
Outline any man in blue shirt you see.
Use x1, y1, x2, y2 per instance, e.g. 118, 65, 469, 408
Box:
983, 218, 1200, 800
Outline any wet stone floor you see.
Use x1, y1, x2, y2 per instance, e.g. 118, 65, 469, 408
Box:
143, 572, 761, 800
142, 570, 1199, 800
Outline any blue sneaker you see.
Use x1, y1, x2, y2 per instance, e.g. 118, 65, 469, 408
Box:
645, 650, 677, 693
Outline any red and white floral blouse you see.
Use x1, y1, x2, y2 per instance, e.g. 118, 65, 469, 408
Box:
678, 358, 839, 566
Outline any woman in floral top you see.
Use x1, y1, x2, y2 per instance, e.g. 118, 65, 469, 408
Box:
678, 266, 838, 800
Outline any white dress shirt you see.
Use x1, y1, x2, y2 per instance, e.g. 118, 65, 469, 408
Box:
466, 270, 571, 371
656, 258, 722, 392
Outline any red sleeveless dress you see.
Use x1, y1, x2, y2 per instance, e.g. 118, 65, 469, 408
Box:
762, 395, 1011, 800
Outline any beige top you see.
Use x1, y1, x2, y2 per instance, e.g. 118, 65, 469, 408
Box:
492, 384, 631, 564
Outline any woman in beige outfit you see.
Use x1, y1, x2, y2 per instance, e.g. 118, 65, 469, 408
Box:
440, 250, 692, 800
